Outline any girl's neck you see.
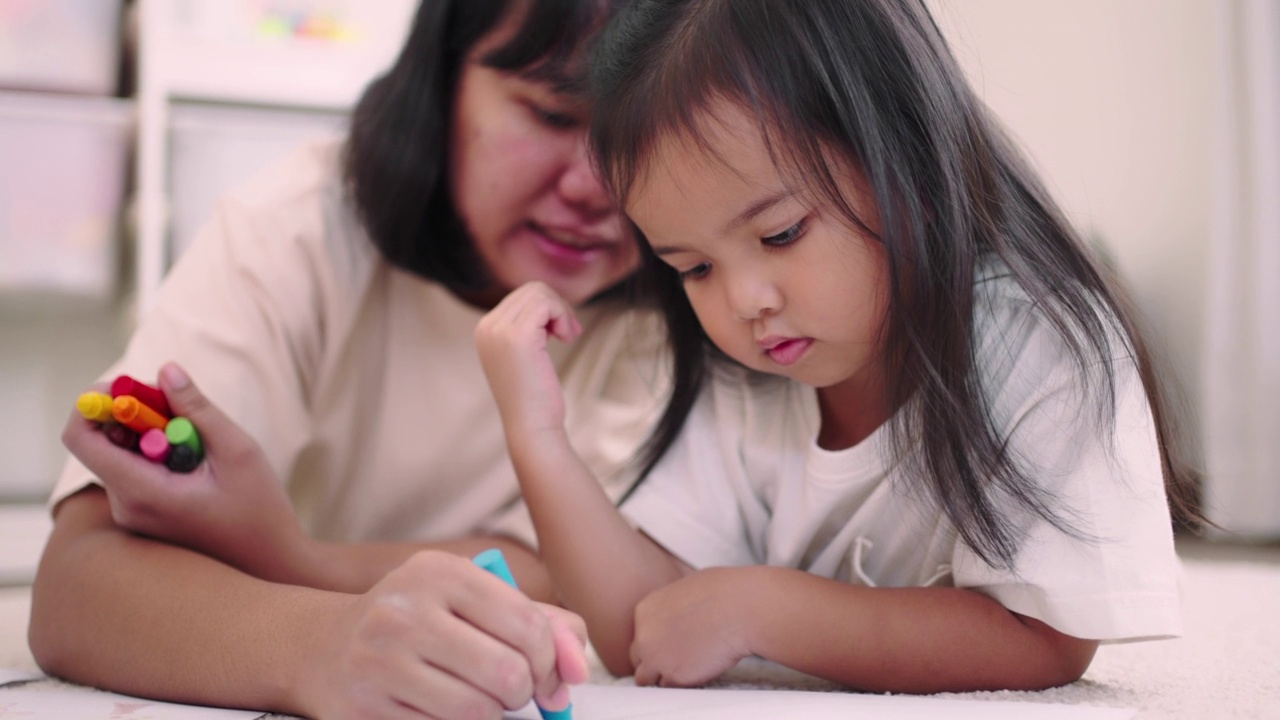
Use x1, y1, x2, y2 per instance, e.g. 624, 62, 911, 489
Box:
815, 370, 892, 451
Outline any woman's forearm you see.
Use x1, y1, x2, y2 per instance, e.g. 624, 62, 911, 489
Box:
300, 534, 553, 601
29, 488, 342, 715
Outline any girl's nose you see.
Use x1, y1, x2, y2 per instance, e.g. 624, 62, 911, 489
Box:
557, 137, 616, 218
728, 271, 783, 321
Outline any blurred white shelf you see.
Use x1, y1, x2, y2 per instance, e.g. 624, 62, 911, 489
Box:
0, 90, 133, 299
161, 37, 398, 110
133, 0, 418, 313
0, 0, 124, 95
152, 0, 416, 109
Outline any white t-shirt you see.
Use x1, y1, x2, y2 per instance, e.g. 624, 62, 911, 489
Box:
51, 138, 667, 549
622, 267, 1182, 643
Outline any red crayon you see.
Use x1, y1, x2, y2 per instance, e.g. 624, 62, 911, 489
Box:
111, 375, 172, 418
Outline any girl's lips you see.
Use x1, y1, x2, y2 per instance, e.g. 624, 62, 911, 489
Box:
765, 338, 813, 366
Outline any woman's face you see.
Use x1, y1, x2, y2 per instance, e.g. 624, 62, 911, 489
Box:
449, 17, 638, 307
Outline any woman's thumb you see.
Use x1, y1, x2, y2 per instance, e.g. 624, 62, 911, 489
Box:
157, 363, 236, 447
158, 363, 205, 413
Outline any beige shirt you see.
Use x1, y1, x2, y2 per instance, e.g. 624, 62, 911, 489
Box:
52, 138, 667, 547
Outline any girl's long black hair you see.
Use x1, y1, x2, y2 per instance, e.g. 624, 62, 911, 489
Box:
591, 0, 1199, 569
344, 0, 620, 289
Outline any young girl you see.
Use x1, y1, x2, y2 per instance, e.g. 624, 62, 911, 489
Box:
476, 0, 1197, 695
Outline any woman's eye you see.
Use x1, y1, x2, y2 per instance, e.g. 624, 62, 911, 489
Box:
678, 263, 711, 282
531, 104, 580, 129
762, 219, 807, 247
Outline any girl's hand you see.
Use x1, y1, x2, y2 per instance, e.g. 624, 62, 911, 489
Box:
630, 568, 754, 687
296, 551, 588, 720
61, 362, 312, 585
475, 281, 582, 439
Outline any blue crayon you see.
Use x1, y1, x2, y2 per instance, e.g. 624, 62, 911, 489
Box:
473, 549, 574, 720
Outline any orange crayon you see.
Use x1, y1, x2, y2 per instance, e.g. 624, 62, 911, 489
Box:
76, 391, 115, 422
112, 395, 170, 434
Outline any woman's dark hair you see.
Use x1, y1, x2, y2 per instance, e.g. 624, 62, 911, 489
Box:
591, 0, 1200, 569
345, 0, 618, 289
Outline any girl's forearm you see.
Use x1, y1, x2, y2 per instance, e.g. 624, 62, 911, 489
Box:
739, 567, 1098, 693
507, 428, 686, 674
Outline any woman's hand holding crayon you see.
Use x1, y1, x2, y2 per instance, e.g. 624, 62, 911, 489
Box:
293, 551, 589, 720
62, 362, 312, 586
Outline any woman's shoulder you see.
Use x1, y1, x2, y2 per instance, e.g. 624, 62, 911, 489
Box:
222, 135, 348, 214
195, 135, 382, 298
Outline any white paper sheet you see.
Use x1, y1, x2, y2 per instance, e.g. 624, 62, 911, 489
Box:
0, 689, 265, 719
505, 684, 1136, 720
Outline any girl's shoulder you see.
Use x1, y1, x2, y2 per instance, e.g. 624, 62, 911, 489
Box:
970, 258, 1134, 414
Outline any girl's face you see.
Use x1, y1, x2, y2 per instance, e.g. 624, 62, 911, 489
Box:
449, 14, 639, 307
627, 104, 892, 415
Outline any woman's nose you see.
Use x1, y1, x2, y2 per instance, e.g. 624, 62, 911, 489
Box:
557, 136, 616, 218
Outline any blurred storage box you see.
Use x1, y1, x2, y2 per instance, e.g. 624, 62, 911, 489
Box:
152, 0, 416, 109
0, 0, 124, 95
0, 90, 132, 298
167, 102, 345, 263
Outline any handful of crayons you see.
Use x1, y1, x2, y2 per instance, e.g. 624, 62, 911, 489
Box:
75, 375, 204, 473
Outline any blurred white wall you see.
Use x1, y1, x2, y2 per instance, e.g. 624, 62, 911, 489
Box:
929, 0, 1214, 455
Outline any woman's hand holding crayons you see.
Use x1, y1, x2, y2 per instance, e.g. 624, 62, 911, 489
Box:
62, 362, 312, 585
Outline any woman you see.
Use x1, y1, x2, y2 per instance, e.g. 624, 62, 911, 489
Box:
31, 1, 661, 718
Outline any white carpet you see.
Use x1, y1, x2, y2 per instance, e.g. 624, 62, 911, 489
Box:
2, 558, 1277, 719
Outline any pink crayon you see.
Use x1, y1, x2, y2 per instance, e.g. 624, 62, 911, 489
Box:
139, 428, 171, 463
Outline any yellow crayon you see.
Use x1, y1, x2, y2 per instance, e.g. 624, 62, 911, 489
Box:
76, 391, 115, 423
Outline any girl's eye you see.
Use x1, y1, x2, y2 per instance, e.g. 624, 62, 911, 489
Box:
762, 219, 807, 247
678, 263, 711, 282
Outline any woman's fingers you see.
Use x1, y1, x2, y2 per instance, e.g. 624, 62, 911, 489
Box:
157, 362, 260, 461
303, 552, 583, 720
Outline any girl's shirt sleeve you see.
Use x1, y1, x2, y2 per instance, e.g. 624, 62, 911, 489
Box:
950, 290, 1183, 642
619, 378, 762, 570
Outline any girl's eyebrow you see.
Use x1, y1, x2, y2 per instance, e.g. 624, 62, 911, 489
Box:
650, 189, 797, 257
721, 189, 795, 234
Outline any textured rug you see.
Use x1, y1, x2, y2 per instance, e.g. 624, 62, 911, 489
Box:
2, 558, 1277, 719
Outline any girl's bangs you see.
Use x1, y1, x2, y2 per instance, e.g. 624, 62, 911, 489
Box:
590, 1, 839, 214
